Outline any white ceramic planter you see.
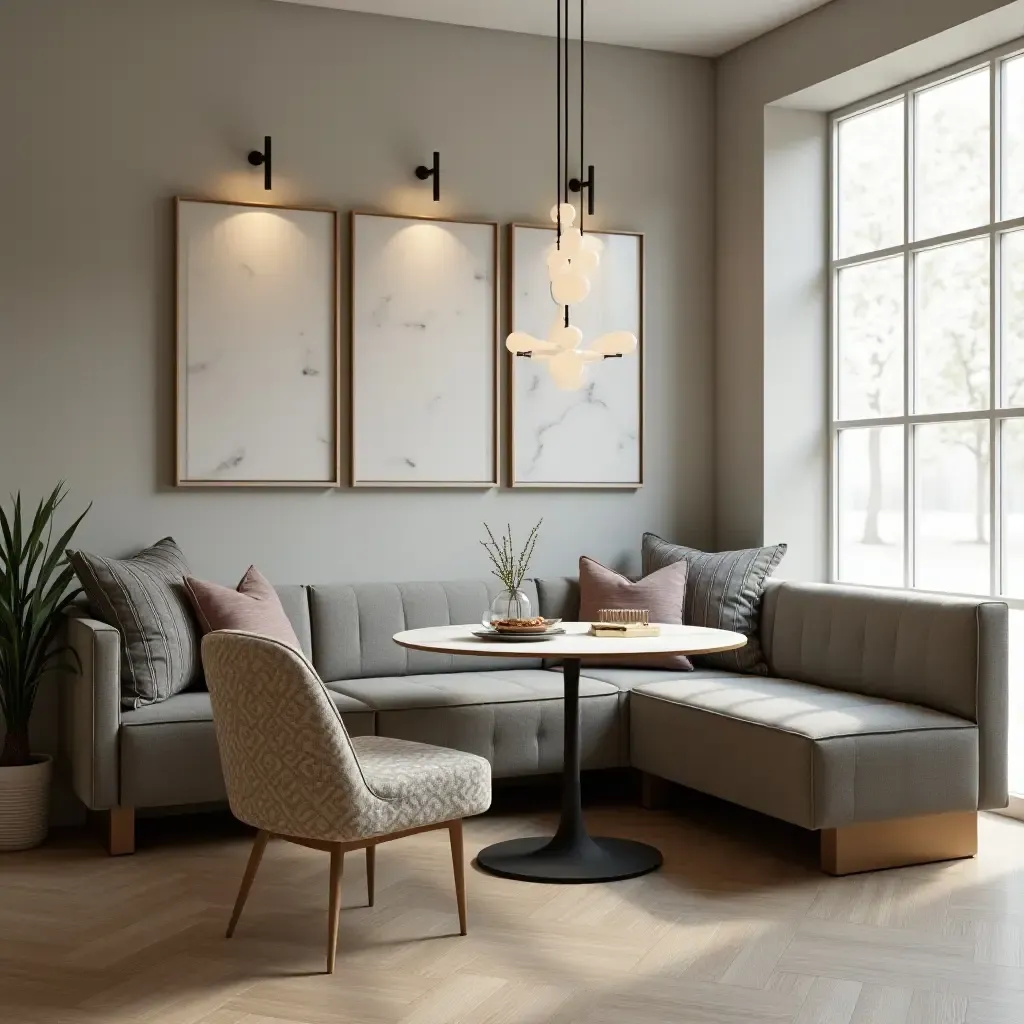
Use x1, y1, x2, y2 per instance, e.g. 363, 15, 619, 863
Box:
0, 754, 51, 851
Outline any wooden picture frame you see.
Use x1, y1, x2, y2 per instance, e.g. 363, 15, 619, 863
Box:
174, 197, 341, 487
508, 223, 645, 489
349, 211, 499, 488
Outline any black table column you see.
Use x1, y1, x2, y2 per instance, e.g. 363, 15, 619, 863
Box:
475, 657, 663, 883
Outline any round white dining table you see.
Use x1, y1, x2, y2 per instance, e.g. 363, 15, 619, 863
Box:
392, 622, 746, 885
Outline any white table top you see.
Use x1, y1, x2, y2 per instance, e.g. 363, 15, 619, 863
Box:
392, 622, 747, 659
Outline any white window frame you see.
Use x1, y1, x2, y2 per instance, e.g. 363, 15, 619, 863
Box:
829, 38, 1024, 608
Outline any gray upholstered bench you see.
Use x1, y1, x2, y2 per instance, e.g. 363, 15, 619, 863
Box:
63, 576, 1007, 875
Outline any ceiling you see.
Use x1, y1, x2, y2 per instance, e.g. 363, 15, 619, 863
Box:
271, 0, 836, 57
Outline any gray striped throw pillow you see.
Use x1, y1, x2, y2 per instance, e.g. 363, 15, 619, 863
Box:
641, 533, 786, 674
68, 537, 202, 708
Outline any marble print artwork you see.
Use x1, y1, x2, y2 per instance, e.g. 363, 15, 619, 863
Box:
351, 214, 497, 485
511, 226, 642, 487
176, 201, 337, 484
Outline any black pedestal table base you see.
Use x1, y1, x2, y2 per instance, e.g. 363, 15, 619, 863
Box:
475, 657, 663, 884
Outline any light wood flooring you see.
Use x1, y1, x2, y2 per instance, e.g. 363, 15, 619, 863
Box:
5, 795, 1024, 1024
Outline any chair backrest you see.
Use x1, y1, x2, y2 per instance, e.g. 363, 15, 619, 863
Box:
202, 630, 376, 841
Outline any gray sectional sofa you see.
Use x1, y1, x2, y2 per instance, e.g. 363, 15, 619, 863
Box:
63, 575, 1008, 874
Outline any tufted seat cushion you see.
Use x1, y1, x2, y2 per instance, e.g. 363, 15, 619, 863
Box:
326, 670, 625, 778
350, 736, 491, 835
323, 669, 616, 709
630, 672, 978, 830
119, 690, 374, 809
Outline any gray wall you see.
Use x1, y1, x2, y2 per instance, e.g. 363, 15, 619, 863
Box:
715, 0, 1020, 576
0, 0, 715, 591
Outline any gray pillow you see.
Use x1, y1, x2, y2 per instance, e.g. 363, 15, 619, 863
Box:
67, 537, 202, 708
641, 533, 786, 675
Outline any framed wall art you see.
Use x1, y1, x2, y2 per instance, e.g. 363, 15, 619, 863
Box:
174, 198, 340, 487
509, 224, 643, 488
350, 212, 498, 487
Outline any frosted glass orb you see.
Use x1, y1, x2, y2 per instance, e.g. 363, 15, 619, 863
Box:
546, 248, 572, 277
548, 323, 583, 350
581, 233, 603, 254
550, 269, 591, 306
559, 227, 583, 256
548, 350, 587, 391
549, 202, 577, 227
505, 331, 539, 354
572, 247, 599, 274
592, 330, 638, 355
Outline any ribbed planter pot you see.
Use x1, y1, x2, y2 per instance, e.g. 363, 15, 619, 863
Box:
0, 755, 52, 851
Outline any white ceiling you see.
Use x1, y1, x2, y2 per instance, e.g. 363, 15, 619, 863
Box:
272, 0, 836, 57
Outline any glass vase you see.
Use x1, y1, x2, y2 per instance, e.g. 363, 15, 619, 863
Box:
483, 588, 533, 627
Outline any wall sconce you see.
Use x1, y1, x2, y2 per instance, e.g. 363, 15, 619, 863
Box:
247, 136, 272, 191
415, 151, 440, 202
569, 165, 595, 216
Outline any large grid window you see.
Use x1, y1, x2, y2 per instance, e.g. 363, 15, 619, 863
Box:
831, 52, 1024, 601
831, 48, 1024, 799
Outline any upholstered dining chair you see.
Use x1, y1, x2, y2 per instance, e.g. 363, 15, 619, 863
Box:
201, 630, 492, 973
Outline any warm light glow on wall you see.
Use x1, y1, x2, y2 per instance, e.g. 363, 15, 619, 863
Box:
214, 210, 305, 275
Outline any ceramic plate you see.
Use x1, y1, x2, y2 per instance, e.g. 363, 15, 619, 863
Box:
471, 628, 566, 643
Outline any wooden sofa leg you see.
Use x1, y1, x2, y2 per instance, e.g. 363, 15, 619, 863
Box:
820, 811, 978, 875
640, 772, 672, 811
106, 806, 135, 856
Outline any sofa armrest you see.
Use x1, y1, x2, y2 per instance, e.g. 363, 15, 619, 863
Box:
977, 600, 1009, 809
765, 581, 1010, 812
63, 615, 121, 810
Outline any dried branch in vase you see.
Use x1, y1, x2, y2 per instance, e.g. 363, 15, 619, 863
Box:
480, 519, 543, 594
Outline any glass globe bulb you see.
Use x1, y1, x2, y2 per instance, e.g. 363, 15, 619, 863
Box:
505, 331, 538, 354
550, 269, 591, 306
548, 323, 583, 350
549, 202, 577, 227
548, 350, 587, 391
572, 247, 599, 275
591, 330, 638, 355
546, 249, 572, 278
559, 227, 583, 257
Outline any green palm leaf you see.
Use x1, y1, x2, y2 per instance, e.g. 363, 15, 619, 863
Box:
0, 482, 89, 767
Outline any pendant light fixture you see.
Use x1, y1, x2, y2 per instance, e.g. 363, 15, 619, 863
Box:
505, 0, 637, 392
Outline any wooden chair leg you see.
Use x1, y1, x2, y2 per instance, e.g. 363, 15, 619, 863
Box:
327, 845, 345, 973
106, 806, 135, 856
448, 820, 467, 936
226, 830, 269, 938
366, 845, 375, 907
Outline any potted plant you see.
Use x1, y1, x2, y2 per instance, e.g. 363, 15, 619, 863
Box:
0, 483, 89, 851
480, 519, 542, 624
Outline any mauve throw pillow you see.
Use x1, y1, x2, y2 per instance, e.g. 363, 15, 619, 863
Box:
185, 566, 301, 650
578, 556, 692, 671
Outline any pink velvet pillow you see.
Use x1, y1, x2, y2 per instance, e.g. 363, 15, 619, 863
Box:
578, 556, 692, 671
185, 566, 301, 650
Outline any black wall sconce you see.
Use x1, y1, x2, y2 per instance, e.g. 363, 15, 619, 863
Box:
247, 136, 272, 190
415, 151, 440, 202
569, 165, 595, 216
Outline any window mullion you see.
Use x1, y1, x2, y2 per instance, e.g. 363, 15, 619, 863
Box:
992, 59, 1003, 598
904, 89, 915, 590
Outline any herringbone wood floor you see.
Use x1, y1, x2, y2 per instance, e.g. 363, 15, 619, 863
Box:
5, 793, 1024, 1024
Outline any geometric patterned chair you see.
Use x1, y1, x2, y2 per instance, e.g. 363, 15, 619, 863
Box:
201, 630, 492, 973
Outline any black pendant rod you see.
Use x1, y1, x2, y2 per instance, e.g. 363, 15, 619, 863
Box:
579, 0, 584, 234
563, 0, 569, 210
556, 0, 561, 247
